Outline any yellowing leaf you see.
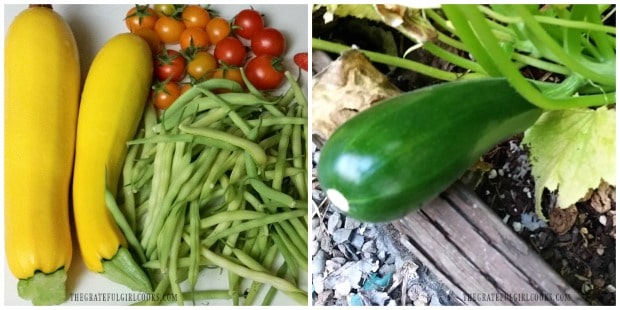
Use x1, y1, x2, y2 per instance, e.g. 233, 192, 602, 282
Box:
522, 107, 615, 220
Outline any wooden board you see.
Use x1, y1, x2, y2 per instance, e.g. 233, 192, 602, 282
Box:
392, 182, 587, 306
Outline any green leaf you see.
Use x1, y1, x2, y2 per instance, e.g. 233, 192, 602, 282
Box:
522, 106, 615, 220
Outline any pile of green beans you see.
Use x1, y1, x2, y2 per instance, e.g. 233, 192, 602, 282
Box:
113, 71, 308, 306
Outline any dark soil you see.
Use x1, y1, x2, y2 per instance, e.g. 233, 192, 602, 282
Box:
474, 137, 616, 306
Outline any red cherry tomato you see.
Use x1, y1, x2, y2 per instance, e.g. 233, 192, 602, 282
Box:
155, 49, 186, 82
244, 54, 285, 90
233, 9, 264, 40
214, 37, 247, 67
251, 27, 286, 57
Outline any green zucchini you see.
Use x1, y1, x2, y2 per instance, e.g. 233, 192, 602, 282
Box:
318, 78, 542, 222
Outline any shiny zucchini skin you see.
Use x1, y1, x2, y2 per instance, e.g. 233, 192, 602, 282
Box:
318, 78, 542, 222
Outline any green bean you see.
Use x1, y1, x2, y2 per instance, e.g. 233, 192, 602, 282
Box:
272, 110, 294, 191
104, 187, 147, 265
230, 247, 267, 272
129, 133, 241, 152
249, 225, 269, 261
143, 251, 210, 269
258, 133, 283, 151
228, 152, 248, 185
141, 141, 174, 251
276, 82, 297, 108
246, 116, 307, 127
273, 223, 307, 270
180, 125, 267, 166
161, 92, 275, 130
201, 209, 306, 245
243, 191, 265, 212
176, 147, 220, 203
199, 246, 307, 303
248, 178, 296, 208
291, 108, 307, 200
288, 216, 309, 245
199, 150, 237, 203
263, 104, 286, 118
188, 201, 200, 289
145, 161, 193, 258
198, 88, 254, 138
163, 78, 243, 121
202, 190, 245, 248
284, 71, 308, 136
262, 167, 305, 180
270, 232, 297, 273
276, 220, 307, 260
156, 201, 185, 270
131, 102, 158, 178
168, 203, 187, 305
121, 141, 140, 231
239, 67, 267, 100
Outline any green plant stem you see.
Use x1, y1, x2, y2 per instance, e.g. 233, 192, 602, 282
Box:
512, 5, 615, 85
444, 4, 615, 110
312, 38, 480, 81
478, 4, 616, 34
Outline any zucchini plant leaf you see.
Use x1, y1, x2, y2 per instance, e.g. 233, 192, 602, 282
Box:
522, 106, 615, 220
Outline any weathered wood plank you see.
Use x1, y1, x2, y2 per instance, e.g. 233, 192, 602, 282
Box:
392, 182, 586, 305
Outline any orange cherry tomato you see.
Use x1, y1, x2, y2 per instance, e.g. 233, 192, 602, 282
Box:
179, 27, 210, 51
154, 15, 186, 44
152, 81, 181, 110
182, 5, 211, 28
206, 17, 231, 45
187, 51, 218, 80
125, 5, 158, 32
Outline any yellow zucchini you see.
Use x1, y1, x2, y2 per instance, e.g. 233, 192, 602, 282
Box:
4, 6, 79, 305
73, 33, 153, 292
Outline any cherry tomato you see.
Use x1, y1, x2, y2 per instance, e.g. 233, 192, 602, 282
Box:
214, 37, 247, 67
180, 83, 193, 94
206, 17, 231, 45
154, 4, 176, 17
293, 52, 308, 71
244, 55, 285, 90
125, 5, 158, 32
154, 15, 186, 44
152, 81, 181, 110
233, 9, 264, 39
187, 51, 218, 80
212, 67, 246, 92
155, 49, 186, 82
251, 27, 286, 57
133, 28, 163, 55
182, 5, 211, 28
179, 27, 210, 51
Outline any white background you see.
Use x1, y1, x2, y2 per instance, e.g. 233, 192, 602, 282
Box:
3, 3, 309, 306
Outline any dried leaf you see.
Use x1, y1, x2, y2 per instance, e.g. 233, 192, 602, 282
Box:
549, 205, 578, 235
522, 107, 616, 220
312, 49, 401, 138
590, 181, 614, 214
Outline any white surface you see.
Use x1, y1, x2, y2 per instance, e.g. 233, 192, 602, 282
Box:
3, 4, 309, 306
